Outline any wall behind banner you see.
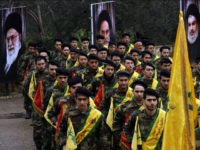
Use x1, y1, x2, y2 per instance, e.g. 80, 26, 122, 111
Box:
0, 7, 26, 83
183, 0, 200, 64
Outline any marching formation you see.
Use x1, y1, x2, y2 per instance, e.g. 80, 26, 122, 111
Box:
17, 31, 200, 150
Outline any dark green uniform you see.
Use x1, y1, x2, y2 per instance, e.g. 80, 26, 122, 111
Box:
124, 109, 165, 150
43, 85, 68, 150
66, 59, 77, 70
23, 70, 48, 150
113, 98, 143, 149
58, 107, 110, 150
157, 87, 168, 111
91, 73, 117, 97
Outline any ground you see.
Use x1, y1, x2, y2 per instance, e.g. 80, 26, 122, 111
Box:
0, 93, 35, 150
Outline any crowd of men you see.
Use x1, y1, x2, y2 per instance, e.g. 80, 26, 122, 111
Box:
17, 33, 200, 150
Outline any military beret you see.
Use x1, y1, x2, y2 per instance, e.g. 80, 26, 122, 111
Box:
143, 62, 155, 70
144, 88, 159, 99
103, 59, 116, 68
88, 54, 99, 61
117, 42, 127, 47
81, 37, 89, 42
124, 56, 135, 62
70, 48, 79, 53
141, 51, 152, 58
69, 37, 79, 42
117, 70, 130, 78
160, 70, 170, 78
97, 47, 108, 52
78, 50, 88, 58
130, 49, 140, 54
4, 12, 22, 35
75, 87, 91, 97
122, 33, 131, 38
108, 42, 116, 46
160, 58, 172, 65
131, 80, 147, 89
89, 45, 98, 50
145, 42, 155, 47
68, 76, 83, 86
56, 68, 69, 76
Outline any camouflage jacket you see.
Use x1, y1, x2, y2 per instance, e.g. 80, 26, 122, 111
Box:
59, 107, 110, 150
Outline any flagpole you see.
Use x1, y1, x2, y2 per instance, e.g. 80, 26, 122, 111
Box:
180, 0, 182, 11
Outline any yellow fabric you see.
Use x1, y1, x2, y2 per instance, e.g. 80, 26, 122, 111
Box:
66, 118, 77, 150
142, 109, 165, 149
106, 98, 114, 130
28, 72, 36, 101
73, 60, 79, 67
127, 43, 134, 54
116, 64, 126, 72
76, 107, 102, 145
131, 116, 142, 150
162, 12, 197, 150
114, 87, 133, 112
89, 97, 96, 108
128, 71, 139, 86
196, 99, 200, 127
132, 109, 165, 150
151, 79, 158, 90
44, 94, 56, 128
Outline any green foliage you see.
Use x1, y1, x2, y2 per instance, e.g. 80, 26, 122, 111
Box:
0, 0, 179, 47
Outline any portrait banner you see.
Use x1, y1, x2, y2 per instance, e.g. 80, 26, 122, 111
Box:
0, 6, 26, 82
91, 1, 115, 46
182, 0, 200, 64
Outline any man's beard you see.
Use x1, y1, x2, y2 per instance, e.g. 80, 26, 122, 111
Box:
4, 40, 21, 74
188, 30, 198, 44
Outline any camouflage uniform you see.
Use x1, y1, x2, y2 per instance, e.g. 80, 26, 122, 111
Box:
113, 98, 143, 149
58, 106, 110, 150
124, 109, 165, 150
43, 85, 68, 150
66, 59, 77, 70
194, 71, 200, 99
49, 50, 63, 63
139, 77, 158, 89
59, 56, 68, 68
17, 51, 36, 81
157, 87, 168, 111
76, 67, 104, 90
91, 73, 117, 97
71, 65, 86, 74
23, 70, 48, 150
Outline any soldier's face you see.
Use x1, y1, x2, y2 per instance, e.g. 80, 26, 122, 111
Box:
39, 52, 49, 62
117, 45, 126, 55
112, 56, 121, 66
131, 52, 139, 61
48, 64, 58, 79
124, 60, 134, 72
88, 59, 99, 70
97, 51, 107, 60
144, 95, 157, 111
161, 49, 170, 58
108, 45, 116, 54
187, 15, 199, 44
122, 36, 130, 44
147, 45, 155, 54
81, 41, 89, 49
143, 54, 152, 63
78, 55, 88, 67
75, 95, 89, 112
104, 65, 114, 77
89, 48, 97, 55
70, 52, 78, 61
143, 66, 154, 79
56, 75, 68, 88
118, 76, 129, 89
70, 83, 82, 96
161, 63, 171, 71
133, 85, 145, 101
70, 40, 78, 49
36, 59, 46, 72
160, 76, 170, 90
62, 46, 70, 56
54, 41, 62, 51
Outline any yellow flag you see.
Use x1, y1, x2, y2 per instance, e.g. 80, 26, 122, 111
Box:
131, 116, 142, 150
106, 98, 114, 130
162, 11, 197, 150
44, 94, 56, 128
28, 73, 36, 101
66, 118, 77, 150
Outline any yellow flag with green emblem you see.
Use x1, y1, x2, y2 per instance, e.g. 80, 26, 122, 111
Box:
162, 11, 197, 150
66, 118, 77, 150
28, 72, 36, 101
106, 98, 114, 130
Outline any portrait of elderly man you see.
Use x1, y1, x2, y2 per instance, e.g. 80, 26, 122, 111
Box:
186, 3, 200, 63
0, 12, 23, 81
